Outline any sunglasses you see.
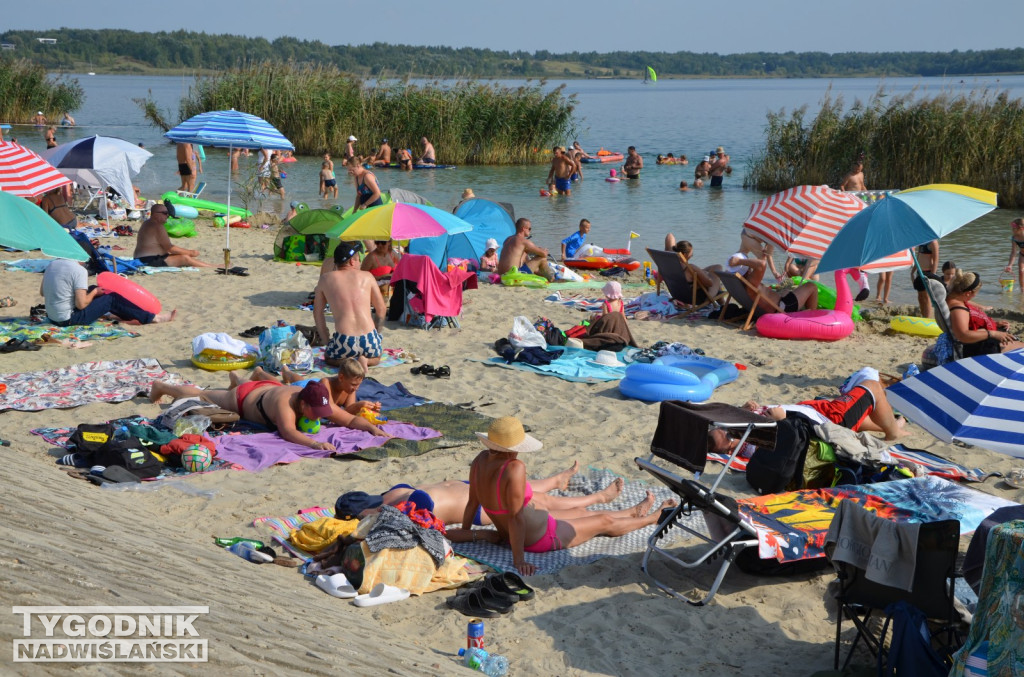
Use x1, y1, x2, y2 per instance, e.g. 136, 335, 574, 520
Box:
152, 210, 168, 215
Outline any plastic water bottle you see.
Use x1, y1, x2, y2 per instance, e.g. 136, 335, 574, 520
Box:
227, 541, 273, 564
458, 648, 508, 676
214, 537, 265, 549
903, 364, 920, 380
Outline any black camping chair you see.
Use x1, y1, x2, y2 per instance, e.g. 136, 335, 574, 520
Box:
825, 500, 961, 670
635, 400, 777, 605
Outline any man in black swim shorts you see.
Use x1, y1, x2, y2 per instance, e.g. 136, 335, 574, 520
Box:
133, 205, 217, 268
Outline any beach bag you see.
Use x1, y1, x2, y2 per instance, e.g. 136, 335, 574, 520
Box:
68, 423, 116, 456
93, 437, 163, 479
508, 316, 547, 350
259, 325, 314, 374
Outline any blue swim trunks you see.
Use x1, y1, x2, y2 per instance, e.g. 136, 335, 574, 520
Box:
555, 177, 572, 192
326, 330, 383, 361
518, 263, 533, 274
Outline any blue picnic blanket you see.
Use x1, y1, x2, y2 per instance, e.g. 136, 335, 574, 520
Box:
470, 345, 629, 383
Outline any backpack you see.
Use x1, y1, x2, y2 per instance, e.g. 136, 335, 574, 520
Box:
746, 414, 813, 495
93, 437, 163, 479
68, 423, 116, 455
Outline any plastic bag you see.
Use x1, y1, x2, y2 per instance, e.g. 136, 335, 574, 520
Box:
174, 415, 211, 437
260, 325, 314, 374
550, 263, 584, 282
508, 315, 547, 350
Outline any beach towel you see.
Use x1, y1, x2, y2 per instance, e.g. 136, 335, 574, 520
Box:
212, 422, 441, 472
312, 346, 409, 372
348, 402, 496, 461
469, 345, 630, 383
0, 358, 184, 412
451, 468, 701, 576
543, 289, 682, 320
2, 259, 53, 273
0, 318, 139, 344
825, 500, 921, 591
581, 311, 639, 352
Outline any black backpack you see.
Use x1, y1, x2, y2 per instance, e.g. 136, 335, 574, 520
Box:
93, 437, 163, 479
68, 423, 116, 455
745, 413, 813, 495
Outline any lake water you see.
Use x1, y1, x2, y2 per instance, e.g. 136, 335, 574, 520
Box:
16, 73, 1024, 308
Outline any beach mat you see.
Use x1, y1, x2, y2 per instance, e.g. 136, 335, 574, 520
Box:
0, 317, 139, 344
349, 402, 496, 461
468, 346, 629, 383
0, 358, 185, 412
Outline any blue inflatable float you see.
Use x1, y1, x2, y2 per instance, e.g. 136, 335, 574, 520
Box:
618, 354, 739, 403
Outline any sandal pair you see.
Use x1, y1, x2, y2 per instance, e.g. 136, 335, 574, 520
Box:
1, 338, 41, 353
410, 364, 450, 378
240, 325, 267, 338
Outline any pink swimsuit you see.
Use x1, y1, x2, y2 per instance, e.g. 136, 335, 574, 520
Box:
482, 461, 563, 553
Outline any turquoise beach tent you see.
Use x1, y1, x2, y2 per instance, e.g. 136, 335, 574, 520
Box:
409, 198, 515, 267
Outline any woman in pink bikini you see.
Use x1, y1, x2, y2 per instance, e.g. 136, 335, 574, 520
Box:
463, 417, 674, 576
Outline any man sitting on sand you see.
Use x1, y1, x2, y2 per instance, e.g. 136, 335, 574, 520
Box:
149, 373, 387, 451
314, 242, 387, 370
134, 204, 217, 267
41, 258, 176, 326
497, 218, 554, 280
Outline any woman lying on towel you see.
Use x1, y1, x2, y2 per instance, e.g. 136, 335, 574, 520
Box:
333, 460, 623, 531
465, 417, 675, 576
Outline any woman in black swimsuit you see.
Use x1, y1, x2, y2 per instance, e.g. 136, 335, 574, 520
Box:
347, 158, 383, 212
1004, 218, 1024, 292
946, 272, 1024, 357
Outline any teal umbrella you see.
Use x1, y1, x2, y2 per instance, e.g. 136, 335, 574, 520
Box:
0, 191, 87, 261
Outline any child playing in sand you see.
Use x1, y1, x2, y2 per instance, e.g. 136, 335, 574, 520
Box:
480, 238, 499, 272
1005, 218, 1024, 292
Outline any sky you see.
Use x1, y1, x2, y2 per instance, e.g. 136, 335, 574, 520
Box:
4, 0, 1023, 55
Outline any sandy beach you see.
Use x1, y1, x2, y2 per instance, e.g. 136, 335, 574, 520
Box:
2, 219, 1023, 677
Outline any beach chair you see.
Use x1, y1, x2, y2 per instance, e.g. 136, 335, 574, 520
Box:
927, 277, 963, 363
176, 181, 206, 199
390, 254, 478, 329
646, 248, 720, 310
712, 271, 768, 331
634, 400, 777, 605
826, 501, 961, 670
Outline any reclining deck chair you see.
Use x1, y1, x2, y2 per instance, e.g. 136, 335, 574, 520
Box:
390, 254, 478, 329
825, 500, 961, 670
646, 248, 719, 310
712, 271, 768, 331
635, 400, 777, 605
176, 181, 207, 199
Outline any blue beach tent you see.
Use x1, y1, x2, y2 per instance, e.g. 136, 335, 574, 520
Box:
410, 198, 515, 267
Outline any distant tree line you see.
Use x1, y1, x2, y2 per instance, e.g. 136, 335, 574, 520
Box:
4, 29, 1024, 78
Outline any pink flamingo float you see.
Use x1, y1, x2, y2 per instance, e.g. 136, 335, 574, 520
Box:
756, 268, 857, 341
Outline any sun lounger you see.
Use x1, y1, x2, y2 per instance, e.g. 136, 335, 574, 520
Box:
635, 400, 777, 605
646, 248, 720, 310
712, 271, 769, 331
176, 181, 206, 199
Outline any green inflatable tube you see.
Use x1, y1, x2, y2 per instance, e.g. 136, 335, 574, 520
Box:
164, 217, 196, 238
792, 276, 863, 321
160, 192, 251, 217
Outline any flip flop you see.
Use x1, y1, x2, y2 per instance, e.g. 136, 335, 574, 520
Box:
411, 364, 435, 376
216, 267, 250, 276
315, 573, 358, 598
446, 587, 513, 617
1, 338, 41, 353
352, 583, 410, 607
433, 365, 451, 379
239, 325, 267, 338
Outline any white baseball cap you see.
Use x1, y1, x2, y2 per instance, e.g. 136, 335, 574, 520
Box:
485, 238, 499, 251
348, 135, 357, 141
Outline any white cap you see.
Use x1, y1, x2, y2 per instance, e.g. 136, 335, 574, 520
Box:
37, 111, 43, 115
702, 155, 710, 162
348, 135, 357, 141
485, 238, 499, 251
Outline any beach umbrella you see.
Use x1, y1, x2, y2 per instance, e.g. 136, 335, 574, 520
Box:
0, 142, 72, 197
886, 350, 1024, 458
326, 202, 472, 242
40, 135, 152, 208
818, 184, 998, 274
0, 191, 88, 261
164, 109, 293, 267
409, 197, 515, 268
744, 185, 914, 273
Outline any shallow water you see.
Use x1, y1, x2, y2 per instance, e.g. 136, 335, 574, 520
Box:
15, 73, 1024, 309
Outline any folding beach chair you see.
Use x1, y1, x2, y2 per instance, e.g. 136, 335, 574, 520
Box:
826, 501, 961, 670
390, 254, 478, 329
712, 271, 768, 331
646, 248, 720, 310
926, 277, 963, 365
176, 181, 206, 199
635, 400, 777, 605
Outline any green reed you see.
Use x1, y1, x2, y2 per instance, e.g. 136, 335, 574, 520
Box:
745, 86, 1024, 208
0, 58, 84, 124
164, 62, 577, 164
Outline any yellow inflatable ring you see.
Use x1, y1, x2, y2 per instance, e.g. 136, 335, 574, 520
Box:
191, 349, 259, 371
889, 315, 942, 338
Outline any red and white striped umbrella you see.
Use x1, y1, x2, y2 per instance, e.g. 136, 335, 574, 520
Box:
0, 141, 72, 197
744, 185, 913, 273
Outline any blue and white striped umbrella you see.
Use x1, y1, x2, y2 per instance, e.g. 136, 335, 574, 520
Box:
164, 109, 293, 150
886, 350, 1024, 458
164, 110, 292, 263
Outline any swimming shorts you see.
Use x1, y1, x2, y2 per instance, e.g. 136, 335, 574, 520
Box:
779, 291, 800, 313
570, 173, 580, 182
518, 263, 533, 274
234, 380, 283, 419
524, 514, 564, 553
555, 177, 572, 192
799, 385, 874, 431
326, 330, 383, 361
625, 173, 640, 180
271, 178, 283, 189
138, 254, 169, 267
324, 179, 337, 187
710, 175, 724, 187
178, 163, 192, 176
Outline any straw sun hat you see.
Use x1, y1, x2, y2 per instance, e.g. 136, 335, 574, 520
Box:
476, 416, 543, 453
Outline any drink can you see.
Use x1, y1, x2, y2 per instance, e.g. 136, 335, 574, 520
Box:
467, 619, 484, 649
